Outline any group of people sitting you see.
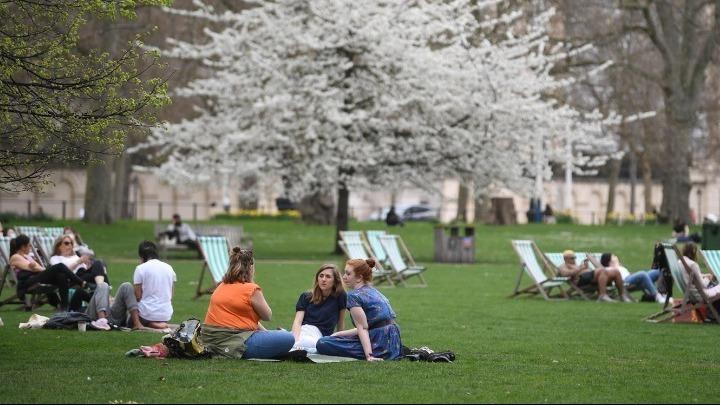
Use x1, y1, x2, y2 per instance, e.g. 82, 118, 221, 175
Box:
10, 229, 402, 360
556, 242, 719, 306
9, 230, 177, 331
199, 250, 402, 361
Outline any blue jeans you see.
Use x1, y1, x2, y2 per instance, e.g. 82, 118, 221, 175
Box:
625, 269, 661, 297
242, 330, 294, 359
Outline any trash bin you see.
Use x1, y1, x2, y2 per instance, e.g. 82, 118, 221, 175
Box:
434, 225, 475, 263
702, 222, 720, 250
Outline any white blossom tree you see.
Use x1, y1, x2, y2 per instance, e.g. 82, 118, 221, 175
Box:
138, 0, 621, 250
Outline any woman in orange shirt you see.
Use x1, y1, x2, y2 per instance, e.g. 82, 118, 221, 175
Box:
200, 248, 294, 359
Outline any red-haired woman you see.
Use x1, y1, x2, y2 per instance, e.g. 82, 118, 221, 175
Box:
291, 264, 346, 352
316, 259, 402, 361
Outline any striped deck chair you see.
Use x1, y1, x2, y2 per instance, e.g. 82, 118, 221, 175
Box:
379, 234, 426, 287
365, 231, 389, 265
0, 236, 57, 308
699, 250, 720, 282
544, 252, 592, 271
17, 226, 45, 240
33, 235, 56, 267
338, 239, 394, 287
510, 240, 579, 300
647, 243, 719, 324
0, 236, 21, 305
195, 235, 231, 299
43, 227, 65, 239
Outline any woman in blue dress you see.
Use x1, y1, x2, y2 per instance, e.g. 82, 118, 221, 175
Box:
316, 258, 402, 361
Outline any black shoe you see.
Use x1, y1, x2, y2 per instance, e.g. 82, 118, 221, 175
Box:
283, 349, 308, 362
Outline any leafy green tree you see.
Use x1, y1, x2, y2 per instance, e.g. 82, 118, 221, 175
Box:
0, 0, 171, 193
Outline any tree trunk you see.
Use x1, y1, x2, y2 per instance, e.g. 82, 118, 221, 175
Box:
605, 158, 621, 221
456, 183, 469, 222
334, 185, 349, 255
113, 152, 131, 219
239, 176, 259, 210
84, 154, 115, 224
660, 92, 694, 224
473, 194, 492, 224
298, 192, 335, 225
640, 152, 654, 214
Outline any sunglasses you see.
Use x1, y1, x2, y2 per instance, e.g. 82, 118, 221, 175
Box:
62, 241, 73, 246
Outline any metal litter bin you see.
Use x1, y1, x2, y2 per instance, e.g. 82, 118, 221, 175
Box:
434, 225, 475, 263
702, 222, 720, 250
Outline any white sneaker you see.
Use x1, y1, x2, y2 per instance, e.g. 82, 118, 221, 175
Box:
655, 293, 667, 303
621, 294, 634, 303
597, 294, 617, 303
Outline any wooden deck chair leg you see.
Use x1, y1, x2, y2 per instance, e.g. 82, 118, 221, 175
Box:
414, 272, 428, 287
195, 263, 209, 299
509, 267, 527, 298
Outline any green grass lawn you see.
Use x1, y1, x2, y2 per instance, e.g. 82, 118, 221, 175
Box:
0, 219, 718, 403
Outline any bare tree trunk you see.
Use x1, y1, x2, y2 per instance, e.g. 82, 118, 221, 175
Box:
113, 153, 131, 219
605, 158, 621, 221
640, 152, 654, 214
474, 194, 492, 224
84, 154, 115, 224
660, 92, 694, 224
298, 193, 335, 225
334, 184, 349, 255
456, 183, 469, 222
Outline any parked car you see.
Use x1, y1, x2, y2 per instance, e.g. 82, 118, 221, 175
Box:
400, 205, 437, 221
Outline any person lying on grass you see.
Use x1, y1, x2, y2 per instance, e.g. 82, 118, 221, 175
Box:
290, 264, 346, 353
316, 258, 403, 361
557, 250, 632, 303
199, 248, 294, 359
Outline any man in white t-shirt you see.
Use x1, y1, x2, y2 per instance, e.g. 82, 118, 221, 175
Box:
133, 240, 177, 329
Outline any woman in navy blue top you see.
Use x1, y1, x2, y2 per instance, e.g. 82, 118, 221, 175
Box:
291, 264, 346, 352
316, 258, 402, 361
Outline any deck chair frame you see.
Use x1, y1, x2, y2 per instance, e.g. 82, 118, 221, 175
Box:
365, 231, 389, 265
510, 240, 583, 300
338, 240, 395, 287
378, 235, 427, 287
699, 249, 720, 283
195, 236, 231, 299
646, 243, 720, 324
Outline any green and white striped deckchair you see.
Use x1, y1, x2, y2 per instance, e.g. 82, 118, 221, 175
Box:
379, 234, 426, 287
365, 231, 388, 264
339, 231, 364, 245
43, 227, 65, 239
0, 236, 21, 305
647, 243, 719, 324
510, 240, 574, 300
700, 250, 720, 282
545, 252, 592, 270
17, 226, 42, 237
338, 240, 394, 287
0, 236, 56, 308
195, 236, 231, 299
33, 235, 56, 267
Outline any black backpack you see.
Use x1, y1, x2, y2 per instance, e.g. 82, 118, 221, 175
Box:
43, 311, 92, 330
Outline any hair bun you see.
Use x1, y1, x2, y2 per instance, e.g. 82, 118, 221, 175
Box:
365, 258, 376, 268
232, 246, 242, 254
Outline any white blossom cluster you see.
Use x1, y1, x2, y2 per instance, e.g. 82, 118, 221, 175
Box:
137, 0, 620, 200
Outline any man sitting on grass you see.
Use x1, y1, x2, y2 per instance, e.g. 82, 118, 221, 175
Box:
88, 241, 177, 331
133, 240, 177, 330
557, 250, 632, 303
